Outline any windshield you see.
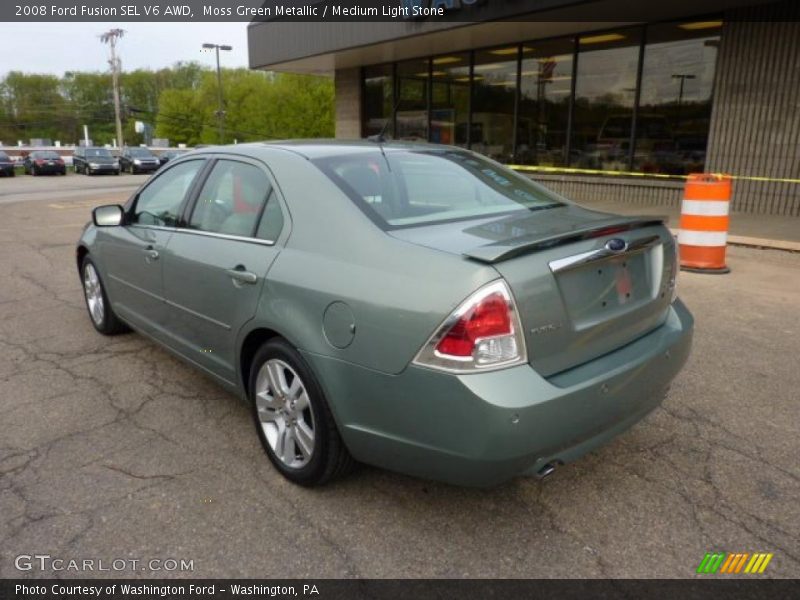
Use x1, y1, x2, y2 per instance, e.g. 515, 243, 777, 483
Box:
313, 149, 562, 229
0, 151, 8, 160
86, 148, 112, 158
129, 148, 154, 157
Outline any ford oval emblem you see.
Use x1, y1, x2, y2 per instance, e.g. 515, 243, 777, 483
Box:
606, 238, 627, 253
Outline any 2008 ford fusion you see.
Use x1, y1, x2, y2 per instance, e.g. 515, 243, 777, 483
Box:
76, 141, 693, 486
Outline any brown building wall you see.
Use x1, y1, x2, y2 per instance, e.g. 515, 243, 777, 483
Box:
706, 1, 800, 215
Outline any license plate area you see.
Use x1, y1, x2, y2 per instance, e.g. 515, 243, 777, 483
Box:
556, 247, 661, 330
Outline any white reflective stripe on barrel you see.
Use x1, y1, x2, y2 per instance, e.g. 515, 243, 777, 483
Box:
677, 230, 728, 247
680, 199, 730, 216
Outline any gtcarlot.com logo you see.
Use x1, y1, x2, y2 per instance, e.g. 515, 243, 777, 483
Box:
697, 552, 774, 574
15, 554, 194, 572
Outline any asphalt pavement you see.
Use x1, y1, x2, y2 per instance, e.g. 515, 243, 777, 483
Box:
0, 175, 798, 578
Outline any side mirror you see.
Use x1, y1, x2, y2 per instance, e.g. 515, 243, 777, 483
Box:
93, 204, 125, 227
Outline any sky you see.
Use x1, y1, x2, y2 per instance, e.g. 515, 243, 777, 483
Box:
0, 23, 251, 76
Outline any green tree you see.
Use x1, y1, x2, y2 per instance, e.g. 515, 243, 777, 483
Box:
63, 72, 116, 144
0, 72, 74, 144
155, 88, 204, 146
0, 63, 335, 148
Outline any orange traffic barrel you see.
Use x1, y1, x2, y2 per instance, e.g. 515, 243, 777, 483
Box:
678, 173, 732, 274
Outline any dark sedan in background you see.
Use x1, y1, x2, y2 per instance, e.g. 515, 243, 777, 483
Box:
74, 146, 120, 175
0, 150, 14, 176
119, 147, 160, 174
23, 151, 66, 175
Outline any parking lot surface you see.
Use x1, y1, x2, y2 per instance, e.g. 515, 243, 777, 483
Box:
1, 176, 798, 578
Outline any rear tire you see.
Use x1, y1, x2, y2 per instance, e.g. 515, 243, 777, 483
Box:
81, 256, 129, 336
249, 338, 354, 486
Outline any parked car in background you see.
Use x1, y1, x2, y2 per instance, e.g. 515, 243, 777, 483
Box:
76, 141, 693, 488
24, 150, 66, 175
158, 149, 188, 167
0, 150, 14, 176
74, 146, 120, 175
119, 147, 160, 174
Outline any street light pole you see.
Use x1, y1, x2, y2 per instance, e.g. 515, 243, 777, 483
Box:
203, 43, 232, 144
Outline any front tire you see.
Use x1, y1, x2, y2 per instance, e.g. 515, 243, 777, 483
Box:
249, 339, 354, 486
81, 256, 129, 335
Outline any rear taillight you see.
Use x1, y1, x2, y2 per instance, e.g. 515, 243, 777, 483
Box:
413, 280, 527, 373
35, 159, 44, 165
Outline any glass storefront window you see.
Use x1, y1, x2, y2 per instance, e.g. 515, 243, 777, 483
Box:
471, 47, 518, 161
430, 53, 470, 147
572, 30, 642, 171
634, 21, 721, 174
517, 38, 574, 166
396, 58, 430, 141
360, 20, 721, 175
362, 64, 394, 138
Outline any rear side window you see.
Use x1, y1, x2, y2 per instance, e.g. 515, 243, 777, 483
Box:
189, 159, 281, 240
313, 149, 562, 229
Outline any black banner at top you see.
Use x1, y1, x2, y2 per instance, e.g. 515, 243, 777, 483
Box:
2, 0, 799, 22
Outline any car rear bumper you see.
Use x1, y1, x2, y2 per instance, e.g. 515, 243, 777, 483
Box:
305, 299, 693, 487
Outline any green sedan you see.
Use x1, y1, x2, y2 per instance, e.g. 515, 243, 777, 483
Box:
76, 141, 693, 487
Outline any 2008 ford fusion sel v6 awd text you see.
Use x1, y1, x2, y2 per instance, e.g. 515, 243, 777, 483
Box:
76, 141, 693, 487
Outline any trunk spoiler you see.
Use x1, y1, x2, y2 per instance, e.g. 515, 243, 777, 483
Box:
463, 217, 665, 264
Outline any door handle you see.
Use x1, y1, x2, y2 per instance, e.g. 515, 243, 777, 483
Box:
226, 266, 257, 285
144, 246, 159, 262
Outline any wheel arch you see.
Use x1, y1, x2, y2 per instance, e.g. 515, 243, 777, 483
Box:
239, 327, 290, 397
76, 244, 89, 274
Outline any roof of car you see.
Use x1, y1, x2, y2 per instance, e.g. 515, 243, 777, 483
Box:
191, 139, 450, 160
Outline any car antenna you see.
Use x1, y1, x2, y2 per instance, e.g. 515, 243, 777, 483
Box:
367, 95, 401, 144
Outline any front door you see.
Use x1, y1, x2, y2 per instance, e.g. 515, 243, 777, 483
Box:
99, 159, 206, 337
162, 157, 285, 383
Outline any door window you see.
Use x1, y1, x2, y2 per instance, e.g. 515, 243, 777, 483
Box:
132, 160, 204, 227
189, 160, 279, 239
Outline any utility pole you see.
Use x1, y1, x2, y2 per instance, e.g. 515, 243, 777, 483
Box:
101, 28, 125, 148
202, 43, 232, 144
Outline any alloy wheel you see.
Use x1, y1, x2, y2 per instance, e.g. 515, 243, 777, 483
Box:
83, 263, 105, 326
254, 359, 316, 469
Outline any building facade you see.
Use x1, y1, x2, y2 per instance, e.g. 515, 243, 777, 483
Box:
248, 0, 800, 216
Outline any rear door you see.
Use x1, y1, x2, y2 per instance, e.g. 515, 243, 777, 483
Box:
98, 159, 206, 337
161, 156, 286, 384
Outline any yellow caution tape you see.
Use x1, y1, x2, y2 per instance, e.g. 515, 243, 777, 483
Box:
508, 164, 800, 185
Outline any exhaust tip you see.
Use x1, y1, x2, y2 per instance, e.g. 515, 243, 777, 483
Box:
537, 462, 559, 479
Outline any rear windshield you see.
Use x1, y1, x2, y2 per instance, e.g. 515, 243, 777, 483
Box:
37, 151, 61, 159
129, 148, 154, 157
86, 148, 112, 157
0, 151, 9, 160
313, 149, 562, 229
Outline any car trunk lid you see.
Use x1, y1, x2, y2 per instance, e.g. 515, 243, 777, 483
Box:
390, 205, 677, 377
